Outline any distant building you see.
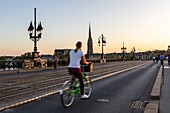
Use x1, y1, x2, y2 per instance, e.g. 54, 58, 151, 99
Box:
40, 54, 53, 60
152, 50, 166, 57
54, 49, 71, 56
87, 23, 93, 55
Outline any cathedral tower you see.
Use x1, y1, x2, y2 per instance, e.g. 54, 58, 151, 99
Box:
87, 23, 93, 55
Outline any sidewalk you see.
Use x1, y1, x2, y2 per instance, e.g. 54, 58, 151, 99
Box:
160, 61, 170, 113
0, 66, 67, 75
0, 67, 52, 75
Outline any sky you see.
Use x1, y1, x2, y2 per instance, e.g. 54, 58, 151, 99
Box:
0, 0, 170, 56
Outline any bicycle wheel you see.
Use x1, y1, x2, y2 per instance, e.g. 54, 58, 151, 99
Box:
84, 76, 92, 98
60, 80, 75, 108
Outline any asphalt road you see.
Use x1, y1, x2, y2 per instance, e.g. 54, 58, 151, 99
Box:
2, 62, 160, 113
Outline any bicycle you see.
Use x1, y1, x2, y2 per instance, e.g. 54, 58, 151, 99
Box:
60, 63, 93, 108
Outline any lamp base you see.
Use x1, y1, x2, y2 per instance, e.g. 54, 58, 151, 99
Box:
100, 58, 106, 63
32, 52, 40, 67
32, 52, 40, 60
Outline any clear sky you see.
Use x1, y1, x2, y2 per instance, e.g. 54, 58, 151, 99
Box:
0, 0, 170, 56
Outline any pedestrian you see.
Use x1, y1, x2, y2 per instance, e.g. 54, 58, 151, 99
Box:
53, 56, 59, 69
9, 62, 13, 70
152, 56, 155, 62
4, 62, 8, 70
12, 62, 15, 69
160, 53, 164, 65
168, 54, 170, 66
7, 61, 11, 70
155, 57, 158, 63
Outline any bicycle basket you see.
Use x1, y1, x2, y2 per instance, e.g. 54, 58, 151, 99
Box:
81, 63, 93, 72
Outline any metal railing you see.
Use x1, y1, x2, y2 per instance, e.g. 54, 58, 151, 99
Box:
0, 60, 23, 71
0, 58, 146, 71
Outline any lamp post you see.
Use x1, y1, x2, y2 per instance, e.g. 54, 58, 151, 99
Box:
168, 45, 170, 54
121, 42, 126, 61
98, 34, 106, 61
131, 46, 136, 60
28, 8, 43, 60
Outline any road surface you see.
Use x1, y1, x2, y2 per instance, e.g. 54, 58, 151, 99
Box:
2, 62, 159, 113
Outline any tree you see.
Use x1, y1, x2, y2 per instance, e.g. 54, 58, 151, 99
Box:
21, 52, 32, 59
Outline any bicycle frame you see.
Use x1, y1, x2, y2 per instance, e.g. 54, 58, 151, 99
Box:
69, 70, 87, 96
60, 65, 92, 108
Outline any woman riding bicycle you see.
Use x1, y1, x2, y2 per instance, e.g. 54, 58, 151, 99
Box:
68, 41, 90, 99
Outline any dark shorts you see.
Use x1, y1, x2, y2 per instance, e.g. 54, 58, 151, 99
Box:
68, 67, 84, 95
68, 68, 82, 76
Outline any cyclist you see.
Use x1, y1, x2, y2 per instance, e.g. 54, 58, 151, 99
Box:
68, 41, 90, 99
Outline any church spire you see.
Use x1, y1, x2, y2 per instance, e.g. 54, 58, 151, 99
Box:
87, 23, 93, 55
89, 23, 92, 39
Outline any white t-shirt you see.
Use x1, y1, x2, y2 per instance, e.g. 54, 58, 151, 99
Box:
68, 49, 84, 68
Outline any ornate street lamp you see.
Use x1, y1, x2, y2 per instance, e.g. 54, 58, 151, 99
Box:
168, 45, 170, 54
131, 46, 136, 60
98, 34, 106, 60
121, 42, 126, 61
28, 8, 43, 60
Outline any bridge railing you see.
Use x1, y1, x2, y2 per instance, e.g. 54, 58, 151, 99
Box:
0, 60, 23, 71
0, 58, 147, 70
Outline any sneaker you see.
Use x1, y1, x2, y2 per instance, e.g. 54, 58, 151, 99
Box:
81, 94, 89, 99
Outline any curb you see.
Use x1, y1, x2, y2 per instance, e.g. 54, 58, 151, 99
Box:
144, 103, 159, 113
144, 65, 163, 113
150, 65, 163, 99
